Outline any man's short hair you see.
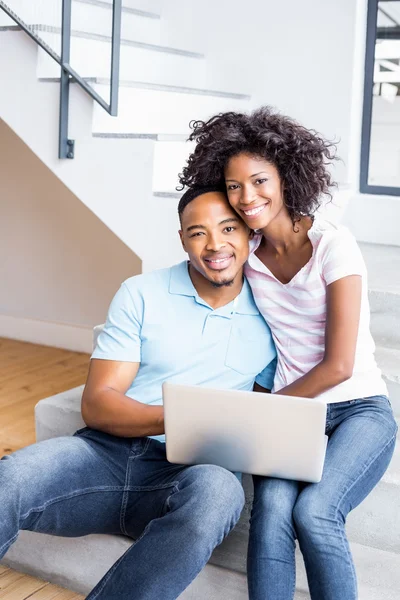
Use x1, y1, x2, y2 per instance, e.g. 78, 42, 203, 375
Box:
178, 185, 226, 224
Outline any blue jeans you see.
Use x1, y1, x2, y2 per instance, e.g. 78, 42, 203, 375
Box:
247, 395, 398, 600
0, 428, 245, 600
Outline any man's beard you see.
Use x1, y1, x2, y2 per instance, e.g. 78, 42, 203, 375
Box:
211, 279, 235, 288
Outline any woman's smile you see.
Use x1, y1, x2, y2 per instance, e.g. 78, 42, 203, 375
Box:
241, 202, 269, 219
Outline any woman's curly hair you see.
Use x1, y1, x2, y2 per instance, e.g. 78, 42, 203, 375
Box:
178, 107, 338, 225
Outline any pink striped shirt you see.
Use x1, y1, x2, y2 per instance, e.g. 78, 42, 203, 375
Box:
245, 219, 387, 403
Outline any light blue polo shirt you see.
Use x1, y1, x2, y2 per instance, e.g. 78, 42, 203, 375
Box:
93, 261, 277, 441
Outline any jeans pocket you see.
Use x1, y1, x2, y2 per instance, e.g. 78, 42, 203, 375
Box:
347, 395, 391, 407
366, 395, 392, 408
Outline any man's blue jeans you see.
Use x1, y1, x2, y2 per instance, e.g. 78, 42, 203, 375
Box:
0, 428, 245, 600
247, 395, 398, 600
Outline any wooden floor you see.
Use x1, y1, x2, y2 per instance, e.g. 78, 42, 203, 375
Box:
0, 337, 89, 458
0, 337, 90, 599
0, 565, 83, 599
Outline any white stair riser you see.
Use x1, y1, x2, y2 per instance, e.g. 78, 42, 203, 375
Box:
153, 140, 195, 191
0, 10, 14, 27
370, 311, 400, 347
78, 3, 161, 44
36, 33, 206, 88
27, 3, 162, 45
370, 290, 400, 322
92, 85, 249, 135
0, 0, 62, 28
101, 0, 161, 13
385, 380, 400, 417
374, 347, 400, 417
346, 479, 400, 554
1, 0, 160, 20
1, 0, 161, 43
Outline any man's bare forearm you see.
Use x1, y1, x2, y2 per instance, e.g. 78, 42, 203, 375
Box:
81, 387, 164, 438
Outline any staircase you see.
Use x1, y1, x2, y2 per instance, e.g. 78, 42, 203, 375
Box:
0, 0, 251, 272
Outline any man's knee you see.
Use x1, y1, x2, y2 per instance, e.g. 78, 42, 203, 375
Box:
0, 437, 87, 508
180, 464, 245, 531
193, 464, 244, 504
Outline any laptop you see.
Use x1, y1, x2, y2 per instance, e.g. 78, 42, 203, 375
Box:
163, 382, 328, 483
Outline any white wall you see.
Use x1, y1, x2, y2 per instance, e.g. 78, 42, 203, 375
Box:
160, 0, 363, 189
0, 119, 141, 352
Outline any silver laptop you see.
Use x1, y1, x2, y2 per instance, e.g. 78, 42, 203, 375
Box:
163, 382, 328, 483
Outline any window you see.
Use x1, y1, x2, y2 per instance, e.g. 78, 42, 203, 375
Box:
361, 0, 400, 194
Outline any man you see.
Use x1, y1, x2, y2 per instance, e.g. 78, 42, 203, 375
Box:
0, 186, 276, 600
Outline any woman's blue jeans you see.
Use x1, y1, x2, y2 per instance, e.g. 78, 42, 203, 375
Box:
247, 395, 398, 600
0, 428, 245, 600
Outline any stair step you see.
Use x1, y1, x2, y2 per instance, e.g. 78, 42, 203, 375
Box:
211, 537, 400, 599
33, 24, 202, 57
91, 83, 250, 135
345, 441, 400, 555
35, 28, 206, 89
0, 0, 161, 44
3, 532, 399, 600
360, 242, 400, 297
181, 564, 248, 600
295, 542, 400, 600
152, 140, 195, 191
154, 191, 182, 199
95, 78, 250, 100
100, 0, 162, 13
360, 242, 400, 345
357, 242, 400, 415
75, 0, 160, 20
370, 293, 400, 347
375, 345, 400, 416
39, 77, 250, 101
67, 0, 162, 45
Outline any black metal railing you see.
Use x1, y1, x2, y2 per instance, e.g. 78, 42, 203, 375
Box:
0, 0, 121, 159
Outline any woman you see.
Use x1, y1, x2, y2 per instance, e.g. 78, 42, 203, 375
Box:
178, 107, 398, 600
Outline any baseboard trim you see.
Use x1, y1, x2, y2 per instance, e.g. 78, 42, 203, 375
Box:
0, 314, 93, 353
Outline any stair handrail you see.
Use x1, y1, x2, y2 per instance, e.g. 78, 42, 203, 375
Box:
0, 0, 122, 159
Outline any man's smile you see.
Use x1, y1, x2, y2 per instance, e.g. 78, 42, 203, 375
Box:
204, 254, 234, 270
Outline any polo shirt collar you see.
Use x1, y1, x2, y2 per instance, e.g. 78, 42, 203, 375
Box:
169, 261, 198, 298
169, 261, 259, 316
